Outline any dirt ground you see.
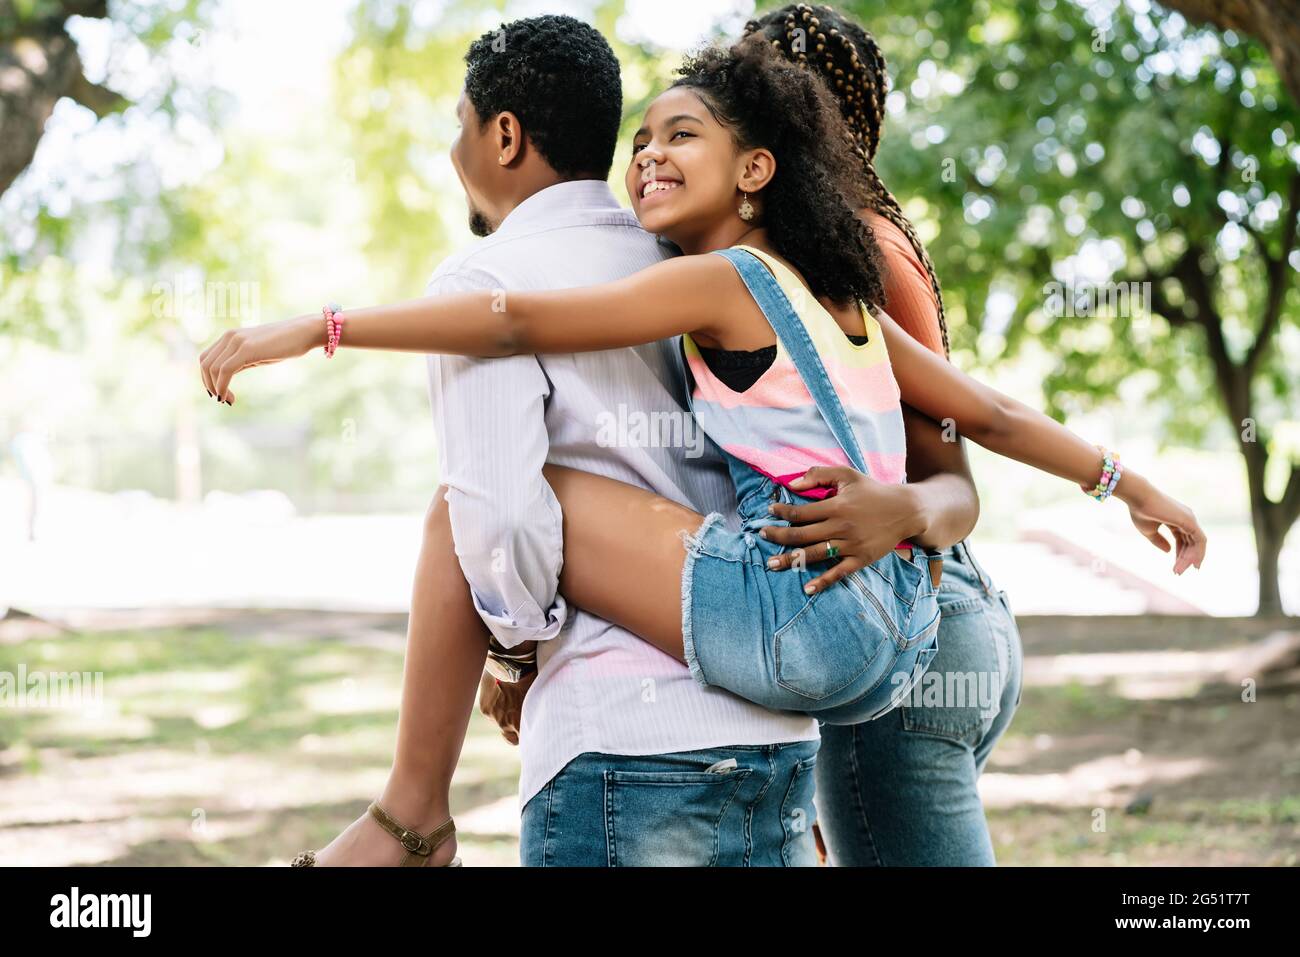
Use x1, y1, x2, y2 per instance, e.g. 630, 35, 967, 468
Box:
0, 609, 1296, 866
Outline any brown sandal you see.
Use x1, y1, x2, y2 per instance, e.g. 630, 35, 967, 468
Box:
291, 801, 461, 867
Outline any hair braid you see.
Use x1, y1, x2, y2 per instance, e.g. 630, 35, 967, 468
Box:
746, 4, 951, 357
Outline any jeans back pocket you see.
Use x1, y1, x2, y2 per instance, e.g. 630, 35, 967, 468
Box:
604, 767, 751, 866
774, 552, 922, 702
901, 594, 1003, 746
780, 754, 819, 866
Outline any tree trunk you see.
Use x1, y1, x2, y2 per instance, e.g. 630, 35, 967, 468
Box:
0, 0, 121, 196
1160, 0, 1300, 105
1253, 514, 1285, 616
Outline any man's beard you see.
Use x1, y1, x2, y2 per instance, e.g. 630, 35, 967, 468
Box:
468, 207, 495, 237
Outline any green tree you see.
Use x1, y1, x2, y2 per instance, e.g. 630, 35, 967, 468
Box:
803, 0, 1299, 613
1, 0, 213, 342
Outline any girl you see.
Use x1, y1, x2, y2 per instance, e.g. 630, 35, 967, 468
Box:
200, 40, 1205, 866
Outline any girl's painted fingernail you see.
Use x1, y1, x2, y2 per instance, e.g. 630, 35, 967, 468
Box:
768, 503, 776, 513
767, 558, 780, 570
804, 584, 815, 595
759, 528, 768, 538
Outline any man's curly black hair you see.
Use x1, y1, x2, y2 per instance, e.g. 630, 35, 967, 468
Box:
464, 15, 622, 180
672, 40, 886, 310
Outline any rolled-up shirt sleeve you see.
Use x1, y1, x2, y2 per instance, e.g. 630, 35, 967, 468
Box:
424, 267, 567, 647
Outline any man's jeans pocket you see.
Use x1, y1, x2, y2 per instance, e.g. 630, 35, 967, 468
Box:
780, 754, 819, 866
604, 767, 751, 866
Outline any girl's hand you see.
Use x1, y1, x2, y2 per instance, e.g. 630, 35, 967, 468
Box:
1117, 473, 1207, 575
199, 314, 321, 405
759, 466, 928, 594
477, 668, 536, 746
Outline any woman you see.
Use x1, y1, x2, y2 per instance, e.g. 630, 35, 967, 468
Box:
200, 40, 1205, 867
749, 2, 1025, 866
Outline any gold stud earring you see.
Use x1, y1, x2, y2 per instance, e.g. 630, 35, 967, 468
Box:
738, 191, 755, 221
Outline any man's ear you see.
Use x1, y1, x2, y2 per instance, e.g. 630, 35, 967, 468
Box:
738, 148, 776, 194
495, 111, 523, 166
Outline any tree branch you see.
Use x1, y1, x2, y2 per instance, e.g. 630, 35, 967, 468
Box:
65, 69, 124, 117
1282, 462, 1300, 527
1159, 0, 1300, 106
1244, 169, 1300, 375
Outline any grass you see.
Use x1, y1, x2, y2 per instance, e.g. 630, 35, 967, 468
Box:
0, 616, 522, 866
1, 612, 1296, 866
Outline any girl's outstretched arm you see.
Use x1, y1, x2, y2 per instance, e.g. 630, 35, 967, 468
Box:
200, 254, 743, 402
877, 311, 1208, 574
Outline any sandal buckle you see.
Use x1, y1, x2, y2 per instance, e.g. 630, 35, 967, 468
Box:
400, 832, 429, 855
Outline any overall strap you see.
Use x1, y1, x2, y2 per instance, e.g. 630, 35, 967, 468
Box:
712, 247, 870, 476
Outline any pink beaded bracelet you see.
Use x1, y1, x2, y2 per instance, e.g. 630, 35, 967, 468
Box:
1083, 446, 1122, 502
323, 303, 344, 358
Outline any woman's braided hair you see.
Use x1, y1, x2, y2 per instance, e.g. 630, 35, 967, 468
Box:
745, 4, 951, 356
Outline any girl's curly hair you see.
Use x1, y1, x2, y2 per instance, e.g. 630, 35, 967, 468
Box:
672, 40, 886, 310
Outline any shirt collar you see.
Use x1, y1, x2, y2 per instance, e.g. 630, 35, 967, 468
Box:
494, 179, 630, 236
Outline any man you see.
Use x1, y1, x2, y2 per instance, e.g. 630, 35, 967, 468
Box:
424, 14, 979, 866
425, 14, 817, 867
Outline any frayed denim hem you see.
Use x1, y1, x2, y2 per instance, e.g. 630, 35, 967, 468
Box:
679, 510, 727, 690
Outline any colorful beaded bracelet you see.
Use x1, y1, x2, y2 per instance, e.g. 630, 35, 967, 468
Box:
1083, 447, 1122, 502
323, 302, 344, 358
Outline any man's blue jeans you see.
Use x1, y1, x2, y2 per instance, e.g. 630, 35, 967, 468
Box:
520, 741, 820, 866
814, 541, 1023, 866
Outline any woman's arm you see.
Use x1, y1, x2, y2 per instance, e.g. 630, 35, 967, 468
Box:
200, 254, 742, 402
897, 404, 981, 548
878, 310, 1207, 573
880, 309, 1099, 484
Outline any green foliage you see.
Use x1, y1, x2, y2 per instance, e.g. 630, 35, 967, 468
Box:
4, 0, 1298, 552
761, 0, 1299, 456
1, 0, 217, 342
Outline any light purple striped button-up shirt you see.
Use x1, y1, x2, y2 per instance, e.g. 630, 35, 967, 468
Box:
425, 180, 818, 807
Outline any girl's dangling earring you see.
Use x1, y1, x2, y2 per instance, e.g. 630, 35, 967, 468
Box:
738, 190, 755, 221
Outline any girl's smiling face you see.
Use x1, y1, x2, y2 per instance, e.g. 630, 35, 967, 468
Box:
626, 87, 758, 249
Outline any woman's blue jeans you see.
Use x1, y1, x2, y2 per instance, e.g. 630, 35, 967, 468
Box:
813, 540, 1023, 866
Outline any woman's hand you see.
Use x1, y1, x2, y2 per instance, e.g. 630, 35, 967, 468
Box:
199, 314, 321, 405
1116, 472, 1207, 575
759, 466, 929, 594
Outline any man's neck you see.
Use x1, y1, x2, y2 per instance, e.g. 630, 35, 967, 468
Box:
497, 173, 603, 221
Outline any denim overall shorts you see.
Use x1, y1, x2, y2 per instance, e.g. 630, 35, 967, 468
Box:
677, 247, 942, 726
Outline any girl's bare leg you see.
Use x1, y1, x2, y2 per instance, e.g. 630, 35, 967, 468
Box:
541, 464, 700, 658
312, 469, 701, 865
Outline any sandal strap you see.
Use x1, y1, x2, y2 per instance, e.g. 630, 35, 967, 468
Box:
367, 802, 455, 863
